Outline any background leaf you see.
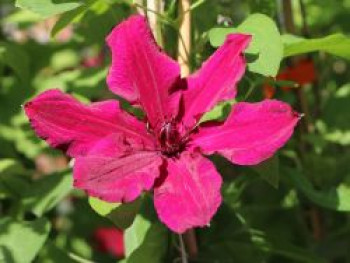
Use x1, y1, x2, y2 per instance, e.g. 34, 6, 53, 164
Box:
21, 170, 73, 217
286, 168, 350, 211
252, 155, 279, 188
0, 42, 29, 82
0, 217, 51, 263
89, 197, 141, 229
124, 197, 168, 263
283, 33, 350, 59
15, 0, 82, 18
209, 13, 283, 76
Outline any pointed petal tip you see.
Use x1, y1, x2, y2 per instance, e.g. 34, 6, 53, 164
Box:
192, 100, 300, 166
106, 14, 146, 45
225, 33, 252, 48
297, 112, 305, 119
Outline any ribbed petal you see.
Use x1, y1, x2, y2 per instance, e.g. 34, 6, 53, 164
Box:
192, 100, 300, 165
106, 15, 181, 129
154, 151, 222, 233
181, 34, 251, 127
74, 134, 162, 202
24, 89, 154, 157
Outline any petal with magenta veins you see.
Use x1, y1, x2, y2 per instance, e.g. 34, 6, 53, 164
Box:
154, 151, 222, 233
24, 89, 154, 157
192, 100, 300, 165
181, 34, 251, 128
74, 134, 163, 203
106, 15, 181, 129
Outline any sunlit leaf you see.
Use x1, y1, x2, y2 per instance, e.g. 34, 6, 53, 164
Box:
0, 217, 51, 263
89, 197, 141, 229
283, 33, 350, 60
124, 197, 168, 263
209, 14, 283, 76
15, 0, 82, 18
200, 100, 235, 123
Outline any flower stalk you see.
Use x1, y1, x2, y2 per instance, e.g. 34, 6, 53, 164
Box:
177, 0, 198, 259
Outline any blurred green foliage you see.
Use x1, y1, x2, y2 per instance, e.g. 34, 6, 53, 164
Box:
0, 0, 350, 262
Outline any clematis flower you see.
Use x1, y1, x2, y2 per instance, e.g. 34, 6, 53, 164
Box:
24, 15, 300, 233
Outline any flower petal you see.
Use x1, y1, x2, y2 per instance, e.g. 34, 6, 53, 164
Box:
74, 134, 163, 202
181, 34, 251, 127
154, 151, 222, 233
24, 89, 154, 157
192, 100, 300, 165
106, 15, 181, 129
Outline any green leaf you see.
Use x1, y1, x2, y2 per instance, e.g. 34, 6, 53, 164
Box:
0, 217, 51, 263
252, 155, 279, 188
124, 197, 168, 263
0, 42, 29, 82
286, 168, 350, 211
51, 49, 80, 72
4, 9, 42, 24
51, 4, 89, 37
0, 159, 30, 199
21, 170, 73, 217
15, 0, 82, 18
89, 197, 141, 229
200, 99, 235, 123
88, 196, 120, 216
209, 13, 283, 76
38, 242, 75, 263
283, 33, 350, 60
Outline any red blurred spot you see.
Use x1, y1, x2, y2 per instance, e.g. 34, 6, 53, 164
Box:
263, 59, 316, 98
82, 53, 104, 68
93, 227, 124, 258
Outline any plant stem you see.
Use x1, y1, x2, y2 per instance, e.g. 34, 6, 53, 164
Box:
177, 0, 198, 258
179, 234, 188, 263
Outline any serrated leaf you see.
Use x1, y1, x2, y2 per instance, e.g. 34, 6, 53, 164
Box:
209, 13, 283, 77
0, 217, 51, 263
283, 33, 350, 60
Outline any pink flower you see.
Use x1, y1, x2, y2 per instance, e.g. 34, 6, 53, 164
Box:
24, 15, 300, 233
93, 227, 124, 258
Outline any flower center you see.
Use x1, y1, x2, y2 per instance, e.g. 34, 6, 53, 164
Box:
158, 120, 187, 157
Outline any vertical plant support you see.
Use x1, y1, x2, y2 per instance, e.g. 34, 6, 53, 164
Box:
133, 0, 145, 15
147, 0, 160, 37
177, 0, 191, 76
